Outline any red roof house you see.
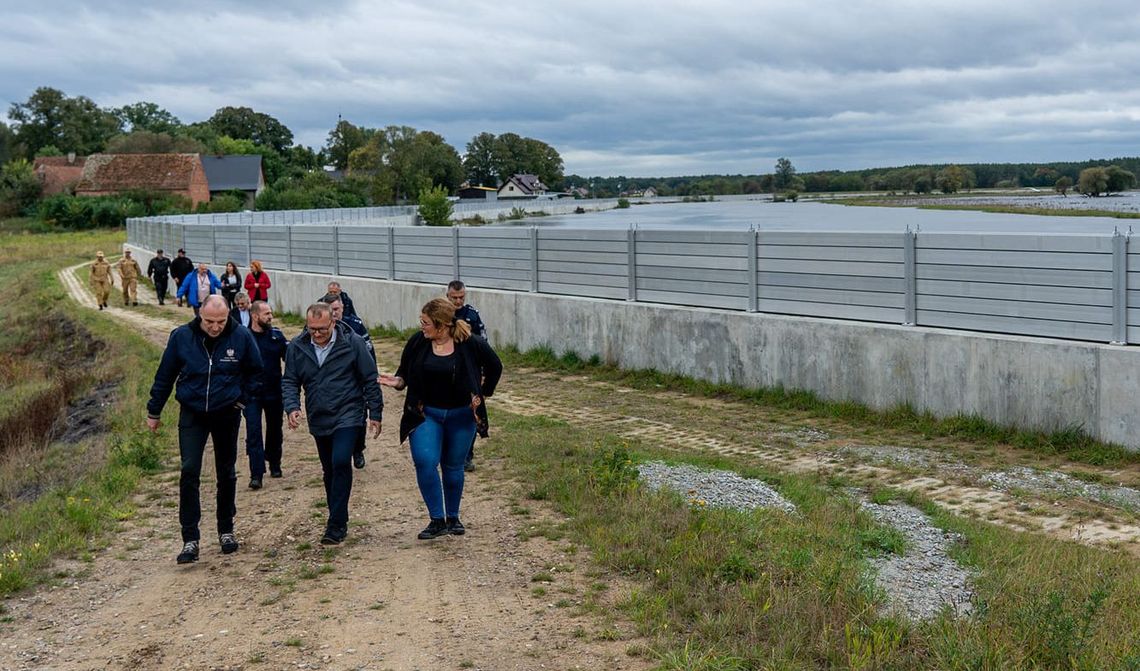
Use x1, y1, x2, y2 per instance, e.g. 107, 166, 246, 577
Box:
75, 153, 210, 206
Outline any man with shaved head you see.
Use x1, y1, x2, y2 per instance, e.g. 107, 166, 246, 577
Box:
147, 295, 263, 565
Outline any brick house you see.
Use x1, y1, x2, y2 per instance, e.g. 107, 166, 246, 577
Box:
33, 154, 88, 196
75, 153, 210, 207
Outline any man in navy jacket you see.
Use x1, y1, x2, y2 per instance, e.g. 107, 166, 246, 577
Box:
245, 300, 288, 489
282, 303, 382, 546
147, 295, 263, 565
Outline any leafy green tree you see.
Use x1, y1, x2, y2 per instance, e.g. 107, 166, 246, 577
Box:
418, 184, 453, 226
773, 157, 796, 190
937, 165, 967, 194
216, 136, 285, 184
8, 87, 121, 157
206, 106, 293, 153
463, 132, 497, 186
1106, 165, 1136, 194
113, 102, 182, 134
0, 121, 12, 165
34, 145, 63, 157
105, 130, 206, 154
484, 133, 563, 188
324, 120, 372, 171
1078, 167, 1109, 196
348, 126, 462, 203
1054, 175, 1073, 196
0, 159, 44, 216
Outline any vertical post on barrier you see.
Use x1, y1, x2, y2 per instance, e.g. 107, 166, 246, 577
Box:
452, 226, 460, 280
246, 225, 252, 267
747, 226, 758, 313
333, 226, 340, 276
627, 225, 637, 302
530, 227, 539, 293
387, 226, 396, 281
903, 228, 917, 326
1111, 229, 1128, 344
286, 226, 293, 271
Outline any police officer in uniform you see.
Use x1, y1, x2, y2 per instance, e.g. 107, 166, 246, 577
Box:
147, 249, 172, 305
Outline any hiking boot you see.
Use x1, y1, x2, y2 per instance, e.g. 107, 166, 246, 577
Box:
464, 459, 475, 472
219, 533, 239, 554
353, 452, 366, 469
320, 526, 347, 545
249, 477, 262, 490
417, 518, 449, 540
176, 540, 199, 564
269, 466, 283, 478
446, 517, 466, 536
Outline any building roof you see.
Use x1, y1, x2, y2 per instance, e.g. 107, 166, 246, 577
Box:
200, 154, 264, 191
503, 173, 546, 195
76, 153, 201, 192
33, 155, 87, 195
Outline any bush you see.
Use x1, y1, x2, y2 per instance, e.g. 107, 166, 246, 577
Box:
37, 191, 191, 230
417, 185, 453, 226
0, 159, 43, 217
784, 189, 799, 202
616, 198, 630, 209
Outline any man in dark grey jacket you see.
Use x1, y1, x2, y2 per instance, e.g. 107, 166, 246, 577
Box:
282, 302, 382, 545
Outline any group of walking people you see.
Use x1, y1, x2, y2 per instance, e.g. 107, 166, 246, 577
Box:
139, 257, 501, 563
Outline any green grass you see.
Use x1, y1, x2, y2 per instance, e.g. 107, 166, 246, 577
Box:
0, 226, 174, 597
829, 196, 1140, 220
485, 412, 1140, 669
498, 344, 1138, 468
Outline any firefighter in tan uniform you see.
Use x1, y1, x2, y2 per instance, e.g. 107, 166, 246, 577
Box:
90, 251, 114, 310
117, 249, 143, 306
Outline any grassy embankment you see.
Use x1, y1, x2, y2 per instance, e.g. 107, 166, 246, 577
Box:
465, 345, 1140, 669
0, 225, 166, 599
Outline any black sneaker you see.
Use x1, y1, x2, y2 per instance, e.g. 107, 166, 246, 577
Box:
249, 477, 262, 490
353, 452, 366, 469
176, 540, 199, 564
219, 533, 239, 554
417, 518, 449, 540
446, 517, 466, 536
320, 526, 346, 545
464, 459, 475, 472
269, 466, 283, 478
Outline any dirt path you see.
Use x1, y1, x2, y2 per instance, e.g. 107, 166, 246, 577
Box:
0, 266, 650, 670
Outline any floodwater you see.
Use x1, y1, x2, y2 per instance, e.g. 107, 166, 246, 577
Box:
496, 193, 1140, 234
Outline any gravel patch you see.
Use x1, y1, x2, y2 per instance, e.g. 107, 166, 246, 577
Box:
982, 466, 1140, 512
832, 444, 980, 480
636, 461, 974, 621
860, 500, 975, 620
637, 461, 796, 513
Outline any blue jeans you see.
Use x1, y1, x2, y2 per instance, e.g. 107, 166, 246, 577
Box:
408, 406, 476, 519
244, 398, 284, 476
178, 406, 240, 542
314, 426, 360, 530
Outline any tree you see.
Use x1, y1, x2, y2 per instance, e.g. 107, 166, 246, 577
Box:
773, 157, 796, 191
1054, 175, 1073, 197
206, 106, 293, 153
216, 136, 286, 184
0, 121, 12, 165
482, 133, 563, 188
463, 132, 497, 186
937, 165, 967, 194
1078, 167, 1109, 196
324, 119, 371, 171
1106, 165, 1136, 194
418, 184, 453, 226
105, 130, 206, 154
8, 87, 121, 157
348, 126, 463, 203
0, 158, 43, 216
113, 102, 182, 134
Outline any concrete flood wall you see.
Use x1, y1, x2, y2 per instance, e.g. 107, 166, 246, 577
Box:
126, 242, 1140, 451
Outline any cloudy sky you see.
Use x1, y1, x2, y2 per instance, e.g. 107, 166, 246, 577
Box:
2, 1, 1139, 176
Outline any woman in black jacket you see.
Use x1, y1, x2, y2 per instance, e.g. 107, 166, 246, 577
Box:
380, 297, 502, 540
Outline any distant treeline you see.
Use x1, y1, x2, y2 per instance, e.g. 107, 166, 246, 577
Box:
566, 157, 1140, 197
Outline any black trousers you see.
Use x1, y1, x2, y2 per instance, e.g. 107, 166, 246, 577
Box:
178, 405, 241, 542
153, 275, 168, 303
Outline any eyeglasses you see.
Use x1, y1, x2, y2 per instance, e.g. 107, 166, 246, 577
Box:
308, 325, 331, 334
